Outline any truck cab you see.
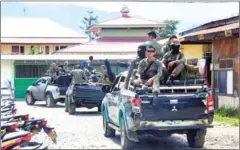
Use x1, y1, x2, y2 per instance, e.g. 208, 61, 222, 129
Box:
101, 71, 214, 149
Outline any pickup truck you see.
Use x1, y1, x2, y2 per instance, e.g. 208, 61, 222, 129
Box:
101, 71, 214, 149
25, 75, 71, 107
65, 83, 106, 115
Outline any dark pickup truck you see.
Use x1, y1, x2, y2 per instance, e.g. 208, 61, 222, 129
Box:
65, 84, 106, 115
101, 71, 214, 149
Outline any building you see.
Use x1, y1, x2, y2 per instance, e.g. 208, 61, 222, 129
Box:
88, 6, 166, 42
180, 15, 239, 108
54, 6, 166, 71
1, 17, 88, 98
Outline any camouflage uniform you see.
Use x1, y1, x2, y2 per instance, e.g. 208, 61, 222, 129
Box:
137, 58, 162, 93
70, 69, 88, 85
180, 64, 201, 80
63, 61, 70, 73
161, 43, 172, 54
50, 63, 58, 83
162, 51, 185, 80
98, 68, 111, 85
144, 39, 163, 60
86, 60, 94, 72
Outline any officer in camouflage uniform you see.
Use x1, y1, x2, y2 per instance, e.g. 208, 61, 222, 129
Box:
68, 65, 89, 99
144, 31, 164, 60
50, 63, 58, 84
135, 46, 162, 94
161, 35, 178, 54
70, 65, 88, 85
162, 39, 185, 85
86, 56, 95, 73
63, 61, 70, 73
124, 45, 147, 89
98, 65, 111, 85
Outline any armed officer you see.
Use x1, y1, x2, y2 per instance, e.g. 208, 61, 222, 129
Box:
124, 45, 147, 89
162, 39, 185, 85
98, 65, 111, 85
86, 56, 95, 73
135, 46, 162, 94
144, 31, 163, 60
161, 35, 178, 54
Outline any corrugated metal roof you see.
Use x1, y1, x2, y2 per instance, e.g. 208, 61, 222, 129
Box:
184, 22, 239, 37
1, 17, 87, 38
1, 37, 88, 44
1, 54, 135, 61
54, 41, 142, 53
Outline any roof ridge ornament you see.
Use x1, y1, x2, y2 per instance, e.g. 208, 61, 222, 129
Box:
121, 5, 130, 18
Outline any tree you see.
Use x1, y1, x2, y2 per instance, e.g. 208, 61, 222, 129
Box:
80, 11, 99, 41
158, 20, 180, 39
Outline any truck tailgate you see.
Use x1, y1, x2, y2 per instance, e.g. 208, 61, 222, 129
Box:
75, 85, 105, 101
139, 94, 207, 121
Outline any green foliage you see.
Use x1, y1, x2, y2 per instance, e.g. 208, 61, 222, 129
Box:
80, 11, 99, 41
214, 107, 239, 126
158, 20, 179, 39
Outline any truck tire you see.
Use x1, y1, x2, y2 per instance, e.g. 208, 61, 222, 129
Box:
103, 111, 115, 137
25, 92, 35, 105
65, 96, 69, 112
120, 118, 135, 149
46, 93, 54, 108
187, 129, 206, 148
68, 98, 76, 115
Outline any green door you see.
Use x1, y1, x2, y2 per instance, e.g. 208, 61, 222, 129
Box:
14, 78, 38, 99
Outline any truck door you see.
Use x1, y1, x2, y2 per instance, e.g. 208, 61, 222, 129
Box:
108, 76, 121, 124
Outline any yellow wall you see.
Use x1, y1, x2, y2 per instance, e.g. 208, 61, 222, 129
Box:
1, 44, 75, 55
180, 44, 212, 60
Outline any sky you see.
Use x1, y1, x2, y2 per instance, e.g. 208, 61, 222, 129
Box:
23, 2, 239, 32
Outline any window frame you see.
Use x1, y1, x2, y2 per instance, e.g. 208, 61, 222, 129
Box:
215, 69, 234, 96
11, 45, 25, 55
45, 46, 50, 55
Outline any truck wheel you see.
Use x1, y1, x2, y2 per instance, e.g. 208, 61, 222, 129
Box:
68, 98, 76, 115
103, 111, 115, 137
25, 92, 35, 105
98, 106, 101, 112
46, 93, 54, 108
65, 96, 69, 112
187, 129, 206, 148
120, 118, 135, 149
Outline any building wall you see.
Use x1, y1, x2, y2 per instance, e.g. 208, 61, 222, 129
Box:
1, 60, 14, 85
180, 44, 211, 60
100, 28, 151, 37
212, 36, 239, 108
1, 44, 75, 55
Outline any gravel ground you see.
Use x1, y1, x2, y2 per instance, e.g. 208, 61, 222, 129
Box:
15, 101, 239, 149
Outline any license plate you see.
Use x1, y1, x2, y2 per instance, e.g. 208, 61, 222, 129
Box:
48, 130, 57, 140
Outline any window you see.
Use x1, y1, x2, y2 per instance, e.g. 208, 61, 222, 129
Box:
31, 46, 35, 54
15, 65, 48, 78
215, 70, 234, 95
60, 46, 67, 49
20, 46, 25, 54
45, 46, 49, 54
219, 59, 234, 69
55, 46, 59, 51
12, 46, 19, 54
55, 45, 67, 51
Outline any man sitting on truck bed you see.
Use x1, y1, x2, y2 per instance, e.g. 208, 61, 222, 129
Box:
124, 45, 147, 89
162, 39, 185, 85
135, 45, 162, 94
